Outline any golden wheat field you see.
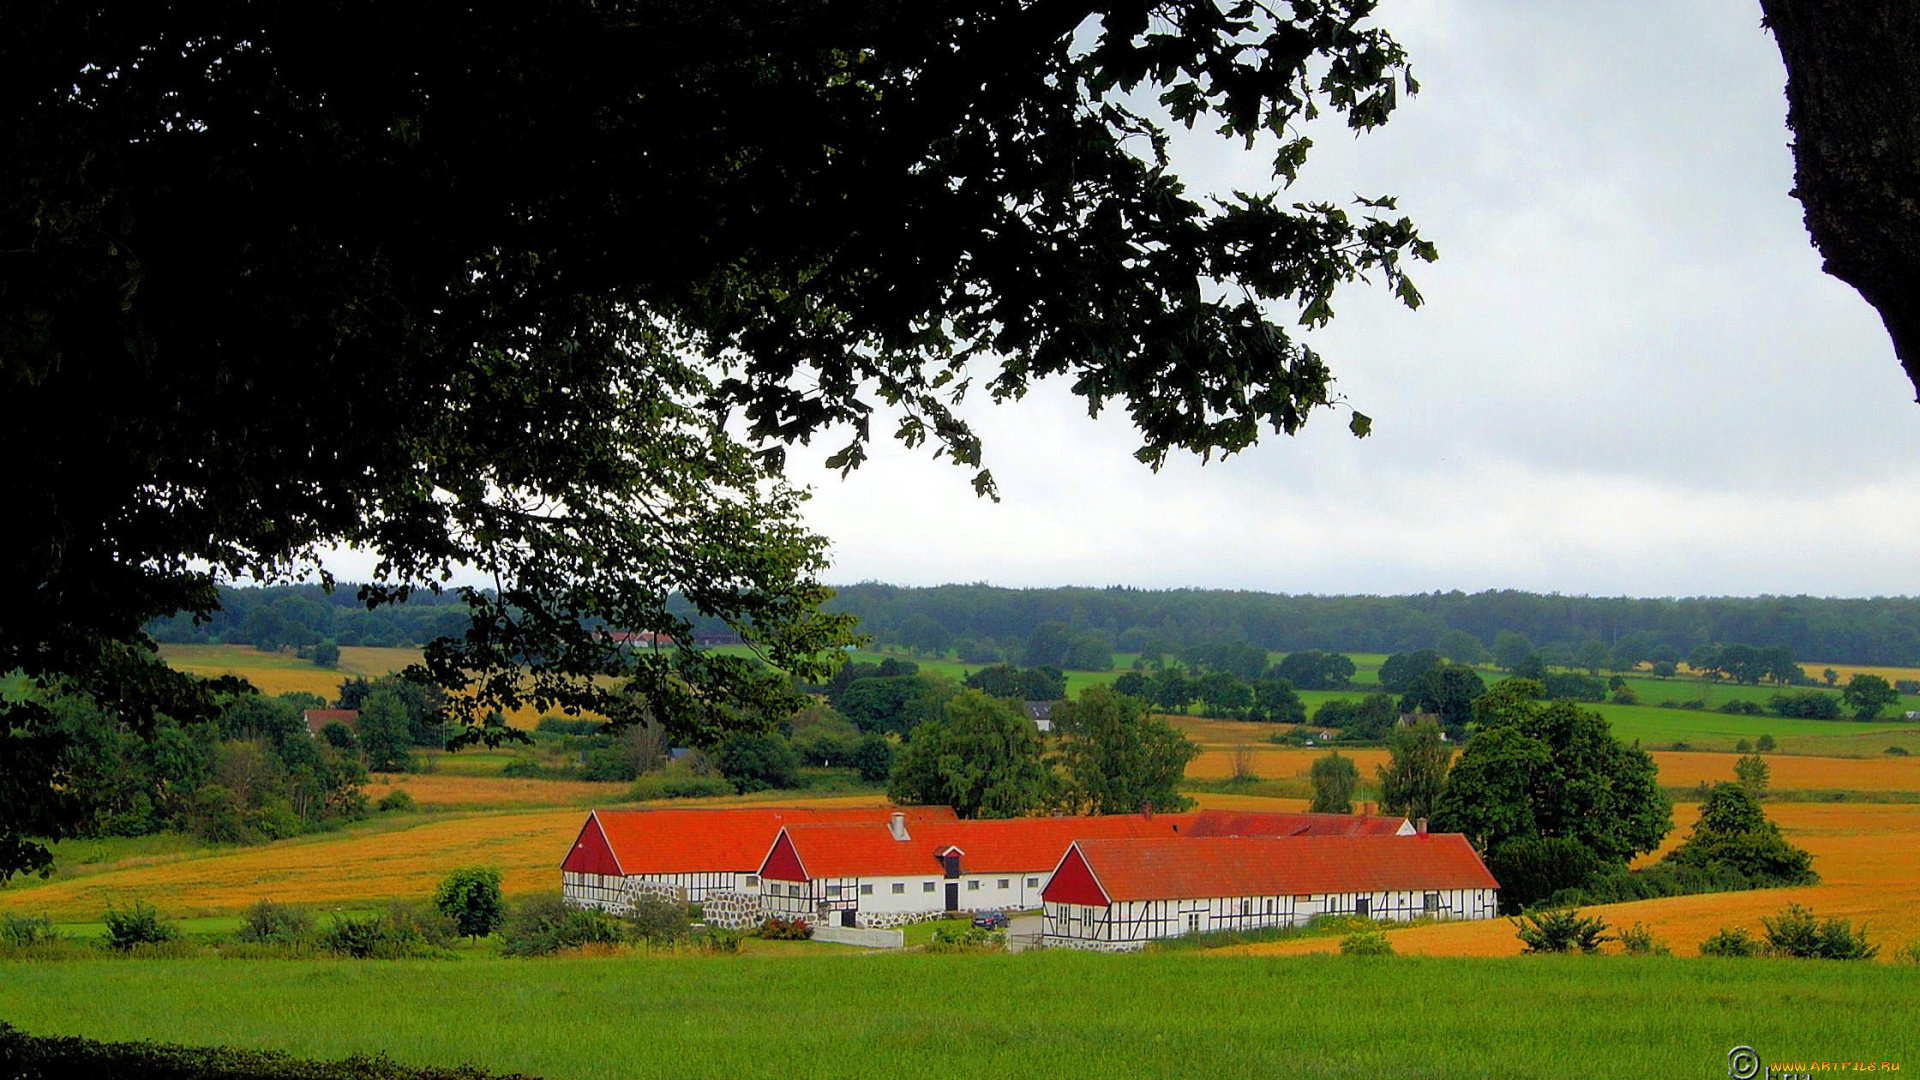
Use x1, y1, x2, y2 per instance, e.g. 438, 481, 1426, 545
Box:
1648, 750, 1920, 791
1184, 745, 1392, 781
1228, 801, 1920, 960
0, 794, 898, 922
1801, 661, 1920, 687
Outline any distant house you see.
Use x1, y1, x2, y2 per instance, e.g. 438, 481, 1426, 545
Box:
1023, 701, 1054, 733
1042, 829, 1500, 951
302, 709, 358, 737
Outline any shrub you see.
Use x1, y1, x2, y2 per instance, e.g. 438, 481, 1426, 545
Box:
1897, 680, 1920, 695
1616, 922, 1671, 956
715, 732, 802, 793
318, 905, 454, 959
1512, 908, 1610, 954
0, 914, 63, 952
1339, 931, 1394, 956
1887, 745, 1912, 757
926, 926, 1004, 953
1486, 836, 1601, 914
433, 866, 506, 940
626, 894, 690, 946
1609, 686, 1638, 705
1755, 733, 1777, 752
1895, 936, 1920, 964
375, 788, 416, 813
1699, 926, 1761, 957
1761, 903, 1878, 960
699, 927, 744, 954
103, 900, 178, 951
499, 895, 626, 957
758, 916, 813, 941
1734, 738, 1752, 753
535, 716, 604, 736
236, 900, 315, 946
0, 1024, 542, 1078
500, 758, 545, 778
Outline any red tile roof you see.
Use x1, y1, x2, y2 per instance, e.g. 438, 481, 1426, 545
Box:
762, 814, 1194, 880
1185, 809, 1412, 838
303, 709, 359, 736
573, 806, 956, 875
1049, 833, 1500, 904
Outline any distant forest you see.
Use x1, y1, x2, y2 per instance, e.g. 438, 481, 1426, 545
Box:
149, 583, 1920, 668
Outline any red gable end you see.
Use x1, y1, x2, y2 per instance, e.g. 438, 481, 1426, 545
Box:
760, 829, 809, 882
1042, 844, 1111, 907
561, 813, 623, 875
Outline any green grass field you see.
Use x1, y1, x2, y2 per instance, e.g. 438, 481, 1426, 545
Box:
0, 952, 1912, 1079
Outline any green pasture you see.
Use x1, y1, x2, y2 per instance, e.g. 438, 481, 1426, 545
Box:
0, 952, 1913, 1079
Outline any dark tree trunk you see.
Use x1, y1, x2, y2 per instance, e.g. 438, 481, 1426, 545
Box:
1761, 0, 1920, 398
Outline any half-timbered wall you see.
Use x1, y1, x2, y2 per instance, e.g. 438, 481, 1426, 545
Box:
563, 869, 768, 914
1042, 888, 1499, 951
757, 870, 1053, 927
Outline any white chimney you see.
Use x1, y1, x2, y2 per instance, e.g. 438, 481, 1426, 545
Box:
888, 811, 909, 841
1416, 817, 1428, 835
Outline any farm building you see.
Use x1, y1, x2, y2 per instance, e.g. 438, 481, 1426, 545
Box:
1041, 831, 1499, 951
560, 806, 956, 927
302, 709, 358, 737
752, 808, 1414, 929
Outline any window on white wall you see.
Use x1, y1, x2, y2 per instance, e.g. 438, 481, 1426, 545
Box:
744, 876, 758, 889
892, 883, 906, 894
860, 884, 873, 895
1027, 877, 1039, 888
826, 885, 842, 898
997, 879, 1009, 889
967, 879, 981, 891
923, 881, 936, 892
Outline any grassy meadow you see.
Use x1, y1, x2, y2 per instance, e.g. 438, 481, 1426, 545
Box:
1, 951, 1913, 1080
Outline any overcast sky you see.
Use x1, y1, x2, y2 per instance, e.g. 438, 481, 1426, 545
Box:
774, 0, 1920, 599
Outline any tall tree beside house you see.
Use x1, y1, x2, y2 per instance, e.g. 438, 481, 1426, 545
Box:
1376, 718, 1452, 823
887, 690, 1054, 819
356, 690, 414, 774
1053, 686, 1198, 816
1431, 684, 1670, 908
1309, 752, 1359, 814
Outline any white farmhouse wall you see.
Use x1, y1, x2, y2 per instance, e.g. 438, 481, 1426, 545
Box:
1042, 888, 1499, 951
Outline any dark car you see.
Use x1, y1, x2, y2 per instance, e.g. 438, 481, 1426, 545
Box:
970, 910, 1010, 930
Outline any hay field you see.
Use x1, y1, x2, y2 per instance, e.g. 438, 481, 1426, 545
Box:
1804, 661, 1920, 686
1185, 745, 1390, 782
1229, 801, 1920, 960
362, 774, 633, 810
0, 794, 897, 922
1647, 750, 1920, 792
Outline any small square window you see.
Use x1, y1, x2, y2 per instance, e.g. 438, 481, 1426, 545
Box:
743, 875, 759, 889
1423, 892, 1441, 912
997, 878, 1010, 889
788, 884, 801, 897
860, 884, 874, 895
826, 885, 842, 898
967, 879, 981, 891
1026, 877, 1039, 888
892, 883, 906, 895
923, 881, 936, 892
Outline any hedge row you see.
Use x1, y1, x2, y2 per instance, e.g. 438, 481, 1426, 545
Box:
0, 1024, 542, 1080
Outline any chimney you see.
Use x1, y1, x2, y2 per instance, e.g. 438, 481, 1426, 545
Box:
1362, 801, 1375, 817
1140, 801, 1153, 820
1416, 817, 1428, 835
888, 811, 909, 841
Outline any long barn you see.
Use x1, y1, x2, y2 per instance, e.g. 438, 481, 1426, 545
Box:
1042, 830, 1499, 951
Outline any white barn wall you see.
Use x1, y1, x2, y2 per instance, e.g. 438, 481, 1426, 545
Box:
1043, 888, 1499, 951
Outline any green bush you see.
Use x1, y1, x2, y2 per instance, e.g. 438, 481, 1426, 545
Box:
626, 894, 690, 946
1887, 745, 1912, 757
926, 926, 1004, 953
1616, 922, 1671, 956
500, 758, 545, 778
1756, 734, 1777, 751
1698, 926, 1761, 958
0, 913, 61, 948
1761, 903, 1878, 960
699, 927, 744, 954
1512, 908, 1609, 954
318, 905, 455, 959
758, 916, 813, 940
534, 715, 604, 737
376, 788, 417, 812
104, 900, 178, 951
499, 894, 626, 957
236, 900, 316, 946
1339, 931, 1394, 956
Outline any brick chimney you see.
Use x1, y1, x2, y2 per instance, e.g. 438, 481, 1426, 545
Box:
1362, 801, 1375, 817
1416, 817, 1428, 835
888, 811, 909, 841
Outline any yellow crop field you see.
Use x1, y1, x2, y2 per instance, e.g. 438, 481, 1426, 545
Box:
0, 794, 898, 922
1228, 801, 1920, 960
1185, 745, 1390, 781
1648, 751, 1920, 792
1802, 661, 1920, 687
1169, 716, 1293, 747
363, 775, 635, 810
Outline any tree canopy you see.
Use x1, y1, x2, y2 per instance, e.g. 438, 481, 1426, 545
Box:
0, 0, 1433, 880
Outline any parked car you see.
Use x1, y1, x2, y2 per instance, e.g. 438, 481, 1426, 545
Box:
971, 910, 1010, 930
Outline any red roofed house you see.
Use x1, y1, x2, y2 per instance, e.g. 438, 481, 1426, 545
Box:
1041, 829, 1499, 951
757, 811, 1196, 929
560, 806, 956, 927
303, 709, 359, 737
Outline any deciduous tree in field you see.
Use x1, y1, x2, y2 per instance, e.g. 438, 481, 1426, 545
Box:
1053, 686, 1198, 816
1308, 752, 1359, 814
433, 866, 505, 941
1841, 673, 1900, 720
887, 690, 1053, 819
1376, 719, 1451, 823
